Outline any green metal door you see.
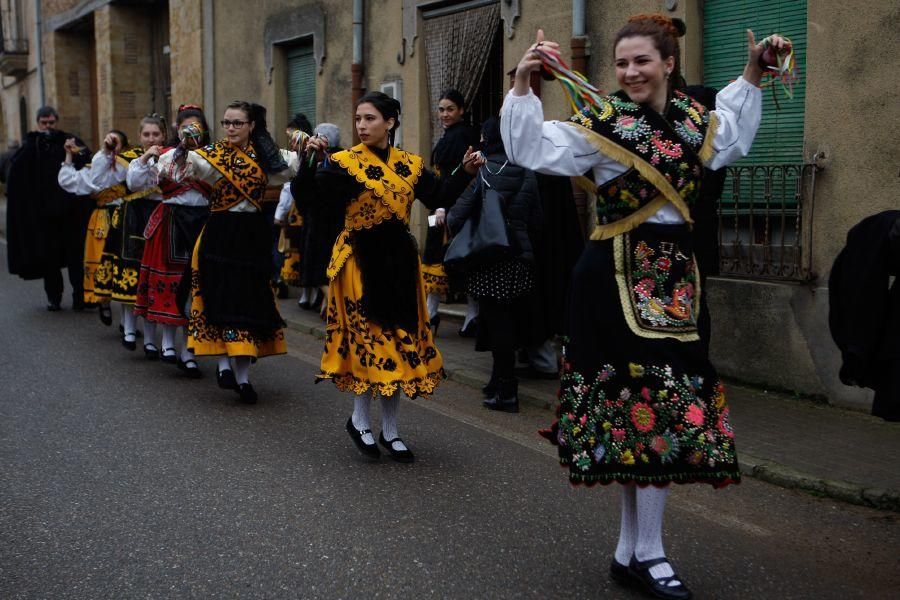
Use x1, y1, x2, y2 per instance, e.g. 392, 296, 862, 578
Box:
287, 42, 316, 125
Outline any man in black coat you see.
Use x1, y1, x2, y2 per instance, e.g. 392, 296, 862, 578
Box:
6, 106, 91, 310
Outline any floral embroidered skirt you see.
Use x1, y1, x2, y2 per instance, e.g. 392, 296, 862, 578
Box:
94, 198, 157, 305
542, 223, 740, 488
82, 205, 115, 304
134, 203, 207, 325
187, 212, 286, 358
318, 250, 444, 399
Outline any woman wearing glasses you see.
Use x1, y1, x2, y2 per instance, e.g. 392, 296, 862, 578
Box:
294, 91, 481, 462
130, 105, 212, 378
156, 101, 299, 403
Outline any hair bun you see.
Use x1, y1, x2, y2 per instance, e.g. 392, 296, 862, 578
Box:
671, 18, 686, 37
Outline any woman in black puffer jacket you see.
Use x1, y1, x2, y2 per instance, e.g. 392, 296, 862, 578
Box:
447, 117, 543, 412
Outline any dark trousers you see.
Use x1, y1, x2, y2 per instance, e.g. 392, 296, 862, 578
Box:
43, 214, 87, 305
479, 297, 516, 379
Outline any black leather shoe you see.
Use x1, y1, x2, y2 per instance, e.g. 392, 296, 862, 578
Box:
609, 558, 633, 584
458, 318, 478, 338
378, 432, 415, 463
217, 368, 238, 390
237, 383, 258, 404
483, 378, 519, 413
144, 343, 160, 360
346, 417, 380, 460
46, 301, 62, 312
122, 335, 137, 351
481, 374, 499, 399
628, 556, 692, 600
177, 358, 203, 378
98, 305, 113, 326
160, 347, 178, 364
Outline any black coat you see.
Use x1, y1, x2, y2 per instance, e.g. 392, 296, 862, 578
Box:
6, 130, 90, 279
828, 210, 900, 421
447, 153, 542, 261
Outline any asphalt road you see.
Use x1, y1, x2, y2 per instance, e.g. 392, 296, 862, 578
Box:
1, 244, 898, 599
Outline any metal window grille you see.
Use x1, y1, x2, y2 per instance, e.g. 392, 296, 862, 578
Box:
717, 162, 823, 282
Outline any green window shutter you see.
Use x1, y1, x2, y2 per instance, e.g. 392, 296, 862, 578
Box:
703, 0, 807, 166
287, 43, 316, 125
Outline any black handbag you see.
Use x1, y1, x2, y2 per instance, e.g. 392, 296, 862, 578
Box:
443, 175, 511, 269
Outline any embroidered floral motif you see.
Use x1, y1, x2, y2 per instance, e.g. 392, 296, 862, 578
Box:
393, 161, 412, 178
197, 141, 267, 212
364, 165, 384, 180
613, 115, 652, 141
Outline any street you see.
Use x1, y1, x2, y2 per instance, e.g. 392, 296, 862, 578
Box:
1, 243, 898, 599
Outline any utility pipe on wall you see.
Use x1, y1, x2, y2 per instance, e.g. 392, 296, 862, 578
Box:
34, 0, 45, 107
570, 0, 588, 77
351, 0, 364, 144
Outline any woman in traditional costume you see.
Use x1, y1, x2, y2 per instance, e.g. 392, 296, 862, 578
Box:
93, 115, 167, 355
274, 113, 313, 301
421, 89, 479, 335
130, 105, 212, 378
296, 91, 481, 462
501, 16, 786, 599
157, 101, 299, 403
58, 129, 129, 323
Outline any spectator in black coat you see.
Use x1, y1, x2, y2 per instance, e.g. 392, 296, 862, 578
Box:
447, 117, 542, 413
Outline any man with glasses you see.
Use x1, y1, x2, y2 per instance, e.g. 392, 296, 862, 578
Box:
6, 106, 91, 310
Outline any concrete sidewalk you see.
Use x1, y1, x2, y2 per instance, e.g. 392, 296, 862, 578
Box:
279, 296, 900, 512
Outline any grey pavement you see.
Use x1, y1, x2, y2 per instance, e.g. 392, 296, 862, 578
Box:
2, 241, 900, 598
282, 296, 900, 512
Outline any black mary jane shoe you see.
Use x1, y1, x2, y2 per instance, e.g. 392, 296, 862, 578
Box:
217, 368, 238, 390
345, 417, 381, 460
608, 558, 633, 585
458, 318, 478, 338
122, 334, 137, 351
98, 305, 113, 326
378, 432, 415, 463
176, 358, 203, 379
628, 556, 693, 600
144, 343, 160, 360
160, 347, 178, 364
237, 383, 258, 404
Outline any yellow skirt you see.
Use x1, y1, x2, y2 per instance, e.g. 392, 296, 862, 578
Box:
421, 263, 449, 296
186, 231, 287, 359
280, 249, 301, 286
318, 254, 444, 398
83, 207, 110, 304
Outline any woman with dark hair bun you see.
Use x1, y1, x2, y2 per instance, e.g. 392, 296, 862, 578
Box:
155, 100, 300, 403
130, 104, 212, 377
421, 89, 479, 335
502, 14, 787, 599
295, 90, 482, 463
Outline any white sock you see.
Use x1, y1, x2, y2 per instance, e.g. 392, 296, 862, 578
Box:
122, 307, 136, 340
217, 356, 232, 373
462, 295, 479, 328
178, 328, 194, 362
380, 394, 407, 451
635, 486, 678, 585
614, 483, 637, 565
144, 321, 158, 349
426, 293, 440, 320
162, 325, 177, 353
352, 394, 375, 445
233, 356, 251, 385
298, 288, 309, 304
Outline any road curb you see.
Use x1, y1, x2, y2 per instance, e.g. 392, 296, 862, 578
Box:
282, 316, 900, 513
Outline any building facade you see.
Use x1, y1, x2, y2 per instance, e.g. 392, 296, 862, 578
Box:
3, 0, 899, 411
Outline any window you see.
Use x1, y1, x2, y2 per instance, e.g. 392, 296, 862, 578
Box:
286, 41, 316, 125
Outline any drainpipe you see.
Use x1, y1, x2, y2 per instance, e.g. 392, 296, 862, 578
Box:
571, 0, 588, 76
351, 0, 364, 144
34, 0, 45, 106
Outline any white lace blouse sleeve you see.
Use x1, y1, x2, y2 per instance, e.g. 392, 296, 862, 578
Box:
57, 163, 93, 195
266, 149, 301, 187
500, 89, 617, 176
126, 156, 158, 191
157, 150, 221, 186
274, 182, 294, 222
707, 77, 763, 170
85, 150, 126, 191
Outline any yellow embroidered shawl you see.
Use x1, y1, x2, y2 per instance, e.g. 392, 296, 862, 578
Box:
196, 141, 267, 212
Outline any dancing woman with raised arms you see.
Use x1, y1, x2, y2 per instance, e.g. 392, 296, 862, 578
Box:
501, 14, 786, 599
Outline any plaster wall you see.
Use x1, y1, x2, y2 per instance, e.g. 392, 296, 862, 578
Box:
170, 0, 204, 113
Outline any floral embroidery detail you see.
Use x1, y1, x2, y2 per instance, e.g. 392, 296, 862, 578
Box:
613, 115, 651, 141
364, 165, 384, 180
393, 161, 412, 178
197, 142, 267, 212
